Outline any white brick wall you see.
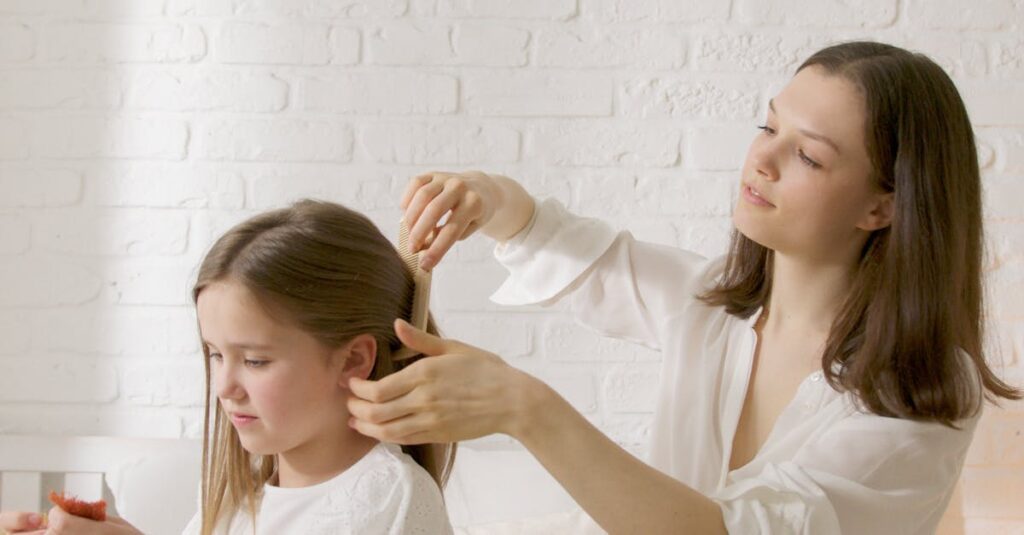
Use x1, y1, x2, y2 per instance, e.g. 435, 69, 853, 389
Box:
1, 1, 1021, 530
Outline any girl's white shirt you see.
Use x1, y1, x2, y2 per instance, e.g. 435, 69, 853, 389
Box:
489, 198, 981, 535
180, 442, 453, 535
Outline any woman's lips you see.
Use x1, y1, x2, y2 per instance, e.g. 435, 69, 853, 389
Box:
742, 184, 775, 207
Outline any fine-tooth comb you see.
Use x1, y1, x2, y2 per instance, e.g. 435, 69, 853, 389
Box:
393, 219, 431, 361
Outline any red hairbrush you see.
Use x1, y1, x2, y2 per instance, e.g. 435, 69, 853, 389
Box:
48, 491, 107, 521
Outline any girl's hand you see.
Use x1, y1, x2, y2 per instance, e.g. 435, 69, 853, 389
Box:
347, 319, 544, 444
16, 507, 143, 535
400, 170, 535, 271
0, 511, 44, 533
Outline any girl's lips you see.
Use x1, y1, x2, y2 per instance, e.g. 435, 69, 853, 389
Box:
742, 184, 775, 207
230, 414, 258, 426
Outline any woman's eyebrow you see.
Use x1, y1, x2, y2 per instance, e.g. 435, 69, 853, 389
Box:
768, 98, 842, 154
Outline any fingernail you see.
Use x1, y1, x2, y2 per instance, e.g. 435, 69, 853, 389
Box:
28, 513, 41, 525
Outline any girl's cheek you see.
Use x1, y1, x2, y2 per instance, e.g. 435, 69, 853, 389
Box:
253, 376, 292, 411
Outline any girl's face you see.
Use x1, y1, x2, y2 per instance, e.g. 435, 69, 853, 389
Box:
734, 65, 892, 263
197, 279, 372, 458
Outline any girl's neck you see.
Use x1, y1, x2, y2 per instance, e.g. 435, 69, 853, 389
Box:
275, 429, 379, 488
764, 252, 856, 337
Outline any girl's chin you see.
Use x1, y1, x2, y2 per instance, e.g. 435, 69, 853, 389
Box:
237, 438, 278, 457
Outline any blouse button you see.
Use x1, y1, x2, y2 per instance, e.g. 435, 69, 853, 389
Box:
811, 372, 823, 382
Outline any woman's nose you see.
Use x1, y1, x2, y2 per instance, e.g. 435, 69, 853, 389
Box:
750, 139, 781, 182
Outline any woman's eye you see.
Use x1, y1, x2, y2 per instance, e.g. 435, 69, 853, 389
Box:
208, 352, 223, 362
757, 124, 776, 135
798, 149, 822, 169
245, 359, 268, 368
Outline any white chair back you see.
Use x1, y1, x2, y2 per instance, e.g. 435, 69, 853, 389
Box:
0, 435, 201, 535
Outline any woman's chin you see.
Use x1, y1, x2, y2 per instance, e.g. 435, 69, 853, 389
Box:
732, 213, 774, 250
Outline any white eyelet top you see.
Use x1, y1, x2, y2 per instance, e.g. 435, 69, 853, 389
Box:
180, 443, 453, 535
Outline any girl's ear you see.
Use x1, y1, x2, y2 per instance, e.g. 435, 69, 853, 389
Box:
337, 334, 377, 388
857, 191, 894, 232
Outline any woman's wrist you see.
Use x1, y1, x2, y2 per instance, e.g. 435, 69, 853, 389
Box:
504, 369, 565, 447
482, 174, 536, 242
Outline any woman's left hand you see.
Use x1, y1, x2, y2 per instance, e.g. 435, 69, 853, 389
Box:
347, 319, 542, 445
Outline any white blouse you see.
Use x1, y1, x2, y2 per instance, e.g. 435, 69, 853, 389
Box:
489, 198, 980, 534
180, 443, 453, 535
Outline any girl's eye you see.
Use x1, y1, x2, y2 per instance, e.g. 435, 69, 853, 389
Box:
208, 352, 223, 362
757, 124, 776, 135
245, 359, 268, 368
798, 149, 822, 169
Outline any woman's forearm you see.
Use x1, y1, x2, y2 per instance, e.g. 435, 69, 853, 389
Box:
511, 375, 728, 535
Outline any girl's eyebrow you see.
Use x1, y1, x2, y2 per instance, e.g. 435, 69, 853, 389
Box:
768, 98, 842, 155
202, 340, 275, 351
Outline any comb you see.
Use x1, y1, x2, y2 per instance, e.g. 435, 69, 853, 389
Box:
394, 219, 432, 361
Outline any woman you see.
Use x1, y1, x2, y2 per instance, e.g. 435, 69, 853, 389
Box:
347, 41, 1021, 533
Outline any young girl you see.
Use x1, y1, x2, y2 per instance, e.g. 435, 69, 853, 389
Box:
184, 199, 455, 534
1, 200, 455, 534
346, 41, 1022, 534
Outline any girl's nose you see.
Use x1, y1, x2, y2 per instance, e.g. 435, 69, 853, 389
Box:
213, 363, 244, 400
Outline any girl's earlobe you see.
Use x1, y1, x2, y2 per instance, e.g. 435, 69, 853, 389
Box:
339, 334, 378, 387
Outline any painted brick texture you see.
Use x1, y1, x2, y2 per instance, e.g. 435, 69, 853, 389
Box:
1, 1, 1021, 531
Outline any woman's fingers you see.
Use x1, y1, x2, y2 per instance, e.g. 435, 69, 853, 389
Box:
419, 196, 483, 270
347, 394, 415, 425
419, 224, 460, 271
394, 318, 449, 356
349, 412, 440, 444
403, 179, 446, 244
349, 374, 415, 404
0, 511, 44, 532
400, 173, 435, 210
409, 184, 463, 253
400, 171, 498, 267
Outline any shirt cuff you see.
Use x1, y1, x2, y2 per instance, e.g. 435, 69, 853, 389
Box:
489, 198, 618, 306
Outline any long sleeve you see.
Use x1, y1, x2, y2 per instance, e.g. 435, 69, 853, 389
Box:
491, 198, 717, 350
712, 407, 979, 534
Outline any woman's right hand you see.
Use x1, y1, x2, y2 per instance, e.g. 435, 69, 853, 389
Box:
347, 318, 549, 445
400, 170, 535, 271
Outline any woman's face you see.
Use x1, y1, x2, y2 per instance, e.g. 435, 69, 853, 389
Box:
734, 65, 891, 263
197, 279, 359, 458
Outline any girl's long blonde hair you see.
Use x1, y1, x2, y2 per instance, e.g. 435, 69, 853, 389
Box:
192, 199, 455, 534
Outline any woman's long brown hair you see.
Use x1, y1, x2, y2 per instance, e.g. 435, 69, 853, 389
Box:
192, 199, 455, 534
701, 41, 1021, 426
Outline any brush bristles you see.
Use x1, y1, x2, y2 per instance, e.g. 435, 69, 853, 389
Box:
394, 220, 432, 361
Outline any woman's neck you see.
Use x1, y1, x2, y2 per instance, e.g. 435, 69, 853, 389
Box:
275, 429, 379, 488
764, 252, 856, 338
